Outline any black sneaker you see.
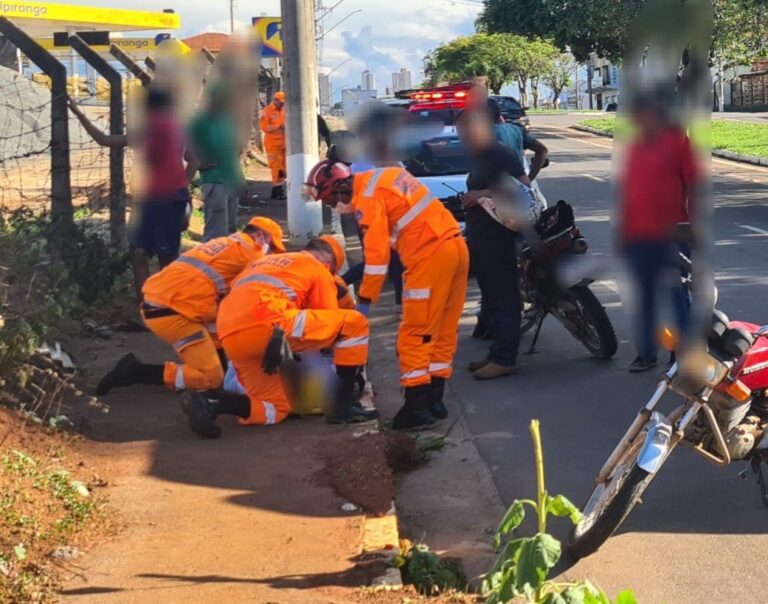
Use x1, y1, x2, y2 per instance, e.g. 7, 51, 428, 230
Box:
326, 403, 379, 424
180, 392, 221, 438
96, 353, 141, 395
629, 356, 658, 373
392, 407, 439, 432
430, 401, 448, 420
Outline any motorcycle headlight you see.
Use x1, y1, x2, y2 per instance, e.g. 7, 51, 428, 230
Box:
702, 355, 729, 387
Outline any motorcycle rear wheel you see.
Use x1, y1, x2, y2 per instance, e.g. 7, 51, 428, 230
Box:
555, 286, 618, 359
567, 438, 655, 560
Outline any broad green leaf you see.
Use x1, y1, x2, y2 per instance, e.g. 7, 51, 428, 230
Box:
487, 538, 524, 578
547, 494, 583, 524
613, 591, 639, 604
13, 544, 26, 561
495, 500, 525, 546
514, 533, 561, 594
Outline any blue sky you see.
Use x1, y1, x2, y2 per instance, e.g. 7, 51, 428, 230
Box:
70, 0, 482, 96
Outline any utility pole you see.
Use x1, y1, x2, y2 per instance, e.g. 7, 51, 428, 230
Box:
575, 63, 580, 110
281, 0, 322, 243
229, 0, 235, 33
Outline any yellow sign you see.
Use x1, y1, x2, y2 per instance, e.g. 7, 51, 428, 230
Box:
0, 2, 180, 31
33, 36, 190, 57
252, 16, 282, 57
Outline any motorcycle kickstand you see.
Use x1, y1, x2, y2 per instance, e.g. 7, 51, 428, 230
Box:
749, 457, 768, 508
525, 312, 547, 355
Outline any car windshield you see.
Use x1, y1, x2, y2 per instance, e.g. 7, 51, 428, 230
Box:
409, 107, 462, 126
404, 135, 470, 177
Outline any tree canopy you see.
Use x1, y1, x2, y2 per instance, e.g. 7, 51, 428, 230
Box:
479, 0, 768, 66
423, 33, 560, 103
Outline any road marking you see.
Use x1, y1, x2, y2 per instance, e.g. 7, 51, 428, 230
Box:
739, 224, 768, 236
582, 173, 604, 182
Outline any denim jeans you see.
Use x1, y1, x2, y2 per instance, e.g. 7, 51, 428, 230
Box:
625, 241, 690, 361
469, 231, 521, 367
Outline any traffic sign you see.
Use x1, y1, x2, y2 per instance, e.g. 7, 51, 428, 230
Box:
252, 16, 282, 58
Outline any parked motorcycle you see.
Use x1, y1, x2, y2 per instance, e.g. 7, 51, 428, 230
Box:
568, 310, 768, 559
519, 200, 618, 359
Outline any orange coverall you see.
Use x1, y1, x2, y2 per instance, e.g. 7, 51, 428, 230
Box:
217, 252, 369, 426
260, 102, 286, 187
353, 167, 469, 388
141, 232, 265, 391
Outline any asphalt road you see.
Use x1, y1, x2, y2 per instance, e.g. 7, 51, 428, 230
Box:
450, 114, 768, 603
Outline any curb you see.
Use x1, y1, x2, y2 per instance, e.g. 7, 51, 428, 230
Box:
361, 500, 403, 590
570, 125, 768, 168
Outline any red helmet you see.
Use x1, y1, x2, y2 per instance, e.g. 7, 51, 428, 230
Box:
304, 160, 352, 205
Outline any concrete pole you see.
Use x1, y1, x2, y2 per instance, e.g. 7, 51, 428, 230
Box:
718, 60, 725, 112
281, 0, 322, 244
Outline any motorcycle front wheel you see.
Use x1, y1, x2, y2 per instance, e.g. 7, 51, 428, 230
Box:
567, 434, 656, 560
553, 286, 617, 359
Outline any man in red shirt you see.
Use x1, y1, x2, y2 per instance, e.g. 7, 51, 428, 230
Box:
620, 95, 698, 372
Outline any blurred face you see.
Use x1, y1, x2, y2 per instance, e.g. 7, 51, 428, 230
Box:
458, 110, 494, 151
250, 228, 273, 254
274, 97, 285, 109
632, 107, 664, 139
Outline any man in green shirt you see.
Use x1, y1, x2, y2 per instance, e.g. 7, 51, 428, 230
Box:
188, 86, 245, 241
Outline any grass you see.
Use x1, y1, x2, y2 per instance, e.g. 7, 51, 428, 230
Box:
0, 449, 106, 602
527, 108, 604, 115
579, 117, 768, 158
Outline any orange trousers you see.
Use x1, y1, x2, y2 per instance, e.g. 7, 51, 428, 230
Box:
264, 138, 286, 186
142, 312, 224, 391
221, 308, 369, 425
398, 235, 469, 387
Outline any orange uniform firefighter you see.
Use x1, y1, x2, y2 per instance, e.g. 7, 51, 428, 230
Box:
305, 160, 469, 431
96, 217, 286, 396
260, 91, 287, 200
180, 235, 378, 438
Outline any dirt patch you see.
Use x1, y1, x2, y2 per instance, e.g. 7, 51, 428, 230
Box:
319, 584, 482, 603
0, 406, 114, 602
322, 430, 426, 516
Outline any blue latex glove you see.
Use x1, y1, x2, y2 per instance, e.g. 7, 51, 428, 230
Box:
356, 302, 371, 317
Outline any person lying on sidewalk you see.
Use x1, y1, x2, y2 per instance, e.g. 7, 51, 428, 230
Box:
96, 217, 285, 395
181, 236, 378, 438
305, 160, 469, 432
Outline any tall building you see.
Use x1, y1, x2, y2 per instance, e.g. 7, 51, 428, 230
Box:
342, 88, 377, 116
318, 73, 332, 114
361, 69, 376, 93
392, 68, 412, 93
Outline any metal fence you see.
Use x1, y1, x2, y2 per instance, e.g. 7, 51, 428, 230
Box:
730, 72, 768, 108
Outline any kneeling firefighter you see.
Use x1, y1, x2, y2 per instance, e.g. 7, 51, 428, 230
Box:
97, 217, 285, 395
305, 160, 469, 431
182, 235, 378, 438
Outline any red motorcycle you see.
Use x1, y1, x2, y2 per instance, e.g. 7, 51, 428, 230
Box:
568, 309, 768, 559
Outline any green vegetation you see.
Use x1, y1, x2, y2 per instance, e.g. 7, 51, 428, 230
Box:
395, 541, 467, 595
0, 450, 105, 602
0, 208, 129, 378
579, 116, 768, 159
483, 420, 637, 604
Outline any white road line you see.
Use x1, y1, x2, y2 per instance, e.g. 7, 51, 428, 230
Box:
739, 224, 768, 236
582, 173, 604, 182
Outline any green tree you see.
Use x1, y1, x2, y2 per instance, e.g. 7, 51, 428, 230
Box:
424, 33, 518, 93
506, 37, 559, 107
543, 54, 578, 109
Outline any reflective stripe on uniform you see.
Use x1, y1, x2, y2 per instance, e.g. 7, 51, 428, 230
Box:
364, 168, 385, 197
173, 330, 206, 351
401, 369, 428, 380
429, 362, 451, 373
234, 273, 298, 299
174, 366, 185, 390
391, 190, 434, 243
291, 311, 307, 338
335, 336, 369, 349
205, 322, 217, 334
403, 288, 430, 300
176, 256, 228, 295
263, 401, 277, 425
364, 264, 388, 275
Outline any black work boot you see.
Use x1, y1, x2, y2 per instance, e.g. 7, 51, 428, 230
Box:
96, 353, 164, 395
326, 365, 379, 424
180, 392, 221, 438
429, 377, 448, 420
392, 384, 438, 431
271, 185, 286, 200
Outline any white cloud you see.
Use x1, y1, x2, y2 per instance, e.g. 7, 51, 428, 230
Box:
68, 0, 481, 96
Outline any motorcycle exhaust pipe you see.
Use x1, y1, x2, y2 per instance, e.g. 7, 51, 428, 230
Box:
572, 237, 589, 254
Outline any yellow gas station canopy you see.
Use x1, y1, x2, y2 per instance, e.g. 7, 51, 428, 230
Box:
0, 2, 180, 37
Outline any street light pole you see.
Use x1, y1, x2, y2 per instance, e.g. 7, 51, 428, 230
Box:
281, 0, 322, 243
